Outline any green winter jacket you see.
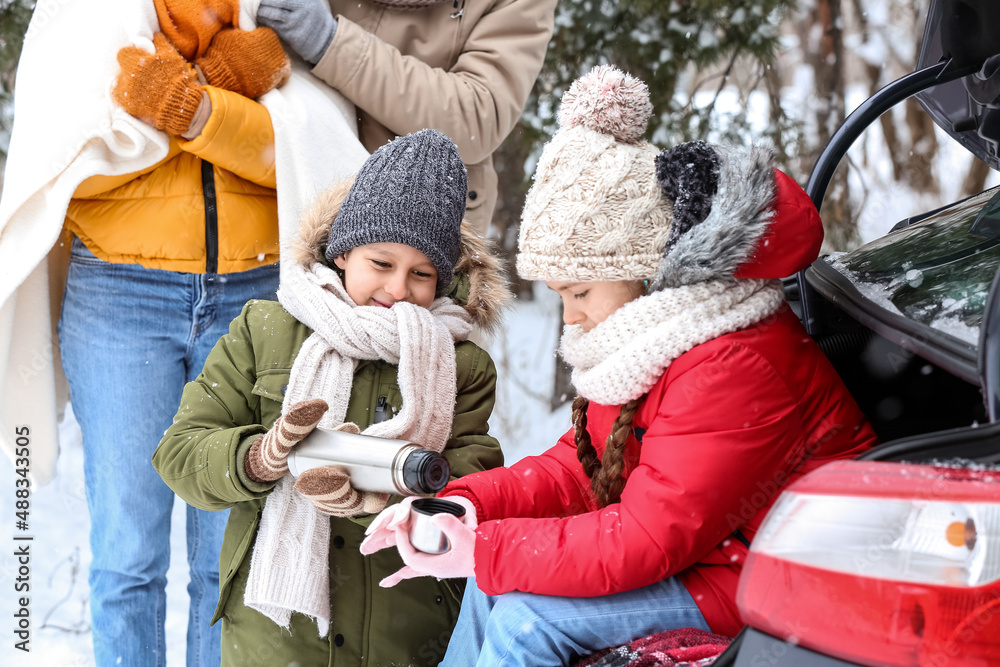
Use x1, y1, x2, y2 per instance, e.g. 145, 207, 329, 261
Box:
152, 188, 511, 667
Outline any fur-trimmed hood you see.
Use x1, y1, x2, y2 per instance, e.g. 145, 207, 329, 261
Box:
288, 182, 511, 333
651, 141, 823, 290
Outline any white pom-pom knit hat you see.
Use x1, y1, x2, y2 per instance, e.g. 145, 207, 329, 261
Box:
516, 65, 673, 283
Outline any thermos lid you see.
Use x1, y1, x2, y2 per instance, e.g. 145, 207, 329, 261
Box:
402, 449, 451, 494
411, 497, 466, 517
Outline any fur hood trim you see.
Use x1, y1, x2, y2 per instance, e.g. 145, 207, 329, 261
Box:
651, 143, 777, 289
288, 182, 511, 333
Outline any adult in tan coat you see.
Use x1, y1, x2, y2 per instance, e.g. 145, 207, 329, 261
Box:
258, 0, 557, 232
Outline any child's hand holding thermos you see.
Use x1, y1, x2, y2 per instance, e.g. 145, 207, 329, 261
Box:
245, 396, 455, 518
244, 398, 330, 482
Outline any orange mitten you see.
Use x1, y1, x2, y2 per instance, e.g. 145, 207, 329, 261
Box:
154, 0, 239, 60
112, 34, 204, 135
196, 28, 291, 99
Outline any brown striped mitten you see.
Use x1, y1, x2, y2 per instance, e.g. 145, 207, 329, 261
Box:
293, 423, 389, 517
244, 398, 329, 483
196, 28, 291, 99
112, 33, 204, 136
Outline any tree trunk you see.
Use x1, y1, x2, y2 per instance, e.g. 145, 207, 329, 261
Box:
803, 0, 858, 249
903, 98, 940, 195
961, 157, 991, 196
873, 63, 906, 181
490, 124, 535, 298
810, 0, 845, 149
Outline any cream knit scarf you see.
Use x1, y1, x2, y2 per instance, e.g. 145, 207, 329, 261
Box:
244, 260, 473, 636
561, 279, 785, 405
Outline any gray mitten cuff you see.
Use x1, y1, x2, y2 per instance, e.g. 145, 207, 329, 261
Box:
257, 0, 338, 66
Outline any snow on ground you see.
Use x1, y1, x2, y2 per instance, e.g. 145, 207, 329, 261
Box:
0, 289, 572, 666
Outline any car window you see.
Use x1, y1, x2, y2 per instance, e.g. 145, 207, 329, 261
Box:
822, 186, 1000, 347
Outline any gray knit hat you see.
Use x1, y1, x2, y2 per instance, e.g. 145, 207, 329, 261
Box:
324, 129, 467, 291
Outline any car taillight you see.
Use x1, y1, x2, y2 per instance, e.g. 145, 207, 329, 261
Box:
736, 460, 1000, 667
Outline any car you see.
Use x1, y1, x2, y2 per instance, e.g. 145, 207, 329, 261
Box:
714, 0, 1000, 665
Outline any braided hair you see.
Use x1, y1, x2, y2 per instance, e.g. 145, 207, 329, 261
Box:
572, 396, 642, 507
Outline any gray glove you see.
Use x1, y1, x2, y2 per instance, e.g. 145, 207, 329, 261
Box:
257, 0, 338, 66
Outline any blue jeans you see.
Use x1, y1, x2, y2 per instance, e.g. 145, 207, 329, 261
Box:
58, 238, 279, 667
441, 576, 711, 667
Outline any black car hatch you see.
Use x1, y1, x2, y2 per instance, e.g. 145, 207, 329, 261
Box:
915, 0, 1000, 170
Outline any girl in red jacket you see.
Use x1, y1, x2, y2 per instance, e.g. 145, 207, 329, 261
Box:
362, 64, 878, 666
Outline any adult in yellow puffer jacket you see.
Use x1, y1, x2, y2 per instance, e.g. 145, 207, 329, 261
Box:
56, 3, 290, 666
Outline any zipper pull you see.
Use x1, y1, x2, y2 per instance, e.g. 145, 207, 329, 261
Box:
374, 396, 388, 424
451, 0, 464, 19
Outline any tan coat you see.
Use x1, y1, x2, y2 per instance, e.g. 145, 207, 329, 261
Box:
313, 0, 557, 233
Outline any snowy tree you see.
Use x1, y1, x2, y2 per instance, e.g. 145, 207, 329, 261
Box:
492, 0, 800, 296
784, 0, 938, 249
785, 0, 995, 249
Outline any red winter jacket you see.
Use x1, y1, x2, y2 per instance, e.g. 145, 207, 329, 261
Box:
443, 306, 876, 635
441, 166, 877, 637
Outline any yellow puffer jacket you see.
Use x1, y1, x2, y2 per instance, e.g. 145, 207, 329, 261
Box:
65, 85, 278, 274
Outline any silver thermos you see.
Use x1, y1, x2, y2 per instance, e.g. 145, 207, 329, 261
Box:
286, 427, 451, 496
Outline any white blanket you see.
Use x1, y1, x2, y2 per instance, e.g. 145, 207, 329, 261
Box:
0, 0, 369, 485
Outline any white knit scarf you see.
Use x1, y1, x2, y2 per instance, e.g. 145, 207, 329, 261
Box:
244, 260, 473, 636
560, 279, 785, 405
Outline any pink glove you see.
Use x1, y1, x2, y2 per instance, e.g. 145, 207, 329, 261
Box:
360, 495, 478, 556
360, 496, 418, 556
378, 497, 478, 588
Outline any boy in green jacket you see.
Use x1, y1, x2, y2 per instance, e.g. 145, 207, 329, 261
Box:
153, 129, 508, 666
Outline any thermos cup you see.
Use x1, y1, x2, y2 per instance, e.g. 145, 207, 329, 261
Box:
407, 498, 467, 554
287, 427, 450, 496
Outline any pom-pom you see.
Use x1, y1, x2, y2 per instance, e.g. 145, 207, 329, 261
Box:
557, 64, 652, 142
